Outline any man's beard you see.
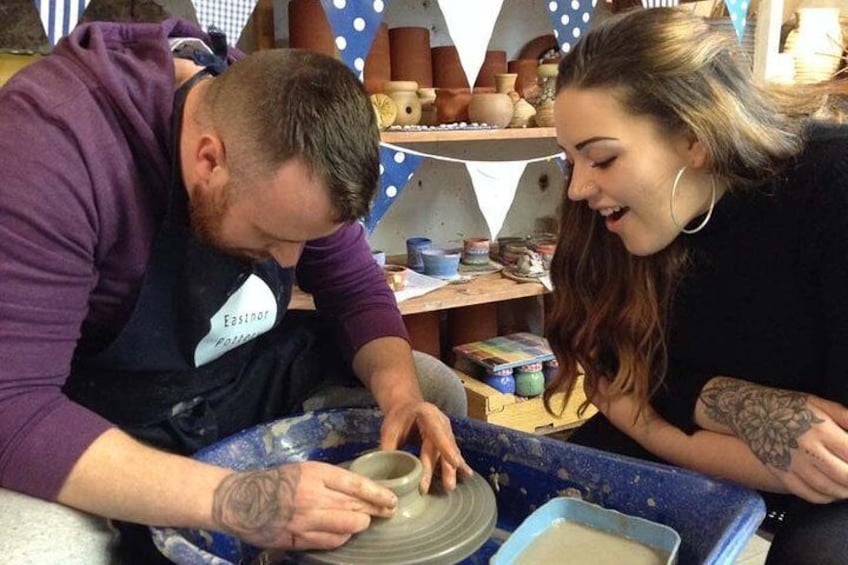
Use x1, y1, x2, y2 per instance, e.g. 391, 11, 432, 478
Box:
189, 182, 254, 263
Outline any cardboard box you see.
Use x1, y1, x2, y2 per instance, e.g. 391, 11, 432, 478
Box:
458, 370, 596, 434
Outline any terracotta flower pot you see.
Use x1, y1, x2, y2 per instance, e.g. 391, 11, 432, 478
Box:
389, 26, 433, 87
431, 45, 469, 88
288, 0, 335, 57
434, 87, 472, 124
364, 22, 391, 95
474, 50, 507, 88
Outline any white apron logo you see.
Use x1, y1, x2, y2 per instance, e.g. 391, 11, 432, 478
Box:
194, 274, 278, 367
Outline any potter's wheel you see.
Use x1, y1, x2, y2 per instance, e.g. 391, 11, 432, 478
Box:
299, 452, 497, 564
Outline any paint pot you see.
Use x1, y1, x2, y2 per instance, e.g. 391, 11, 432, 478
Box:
496, 236, 525, 264
484, 367, 516, 394
529, 238, 556, 270
406, 237, 432, 272
503, 240, 529, 266
383, 264, 408, 291
543, 359, 559, 387
514, 362, 545, 397
371, 249, 387, 267
421, 248, 461, 279
461, 237, 491, 266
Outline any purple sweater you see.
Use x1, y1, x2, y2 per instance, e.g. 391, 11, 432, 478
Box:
0, 19, 406, 500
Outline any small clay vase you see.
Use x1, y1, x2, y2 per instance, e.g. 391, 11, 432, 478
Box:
383, 80, 422, 126
364, 23, 391, 95
468, 92, 514, 128
349, 451, 425, 521
509, 98, 536, 128
431, 45, 469, 88
288, 0, 335, 57
389, 27, 433, 87
534, 100, 555, 127
494, 73, 517, 95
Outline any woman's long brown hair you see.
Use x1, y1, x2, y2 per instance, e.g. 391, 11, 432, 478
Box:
544, 8, 811, 417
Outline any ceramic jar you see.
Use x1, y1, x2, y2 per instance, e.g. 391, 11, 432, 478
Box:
461, 237, 491, 266
421, 248, 462, 279
468, 92, 513, 128
406, 236, 432, 272
514, 362, 545, 397
384, 80, 422, 126
485, 367, 516, 394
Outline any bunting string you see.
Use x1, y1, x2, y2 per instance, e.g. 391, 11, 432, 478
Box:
379, 142, 564, 165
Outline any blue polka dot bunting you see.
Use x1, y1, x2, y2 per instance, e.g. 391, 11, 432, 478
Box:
364, 146, 424, 233
545, 0, 598, 55
319, 0, 390, 79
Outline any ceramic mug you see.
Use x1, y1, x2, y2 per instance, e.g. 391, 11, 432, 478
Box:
406, 237, 432, 272
461, 237, 491, 266
371, 249, 387, 267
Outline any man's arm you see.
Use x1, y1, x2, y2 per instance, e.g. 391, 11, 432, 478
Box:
352, 336, 472, 492
58, 427, 398, 549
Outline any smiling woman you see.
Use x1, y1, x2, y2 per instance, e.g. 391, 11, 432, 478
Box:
543, 8, 848, 565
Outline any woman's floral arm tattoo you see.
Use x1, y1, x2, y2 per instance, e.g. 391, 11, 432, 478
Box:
212, 465, 299, 545
700, 377, 824, 470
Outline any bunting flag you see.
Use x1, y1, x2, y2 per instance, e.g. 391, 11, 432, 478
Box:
437, 0, 505, 90
724, 0, 750, 41
365, 145, 425, 233
320, 0, 389, 79
466, 160, 528, 240
33, 0, 91, 47
545, 0, 598, 54
194, 0, 258, 46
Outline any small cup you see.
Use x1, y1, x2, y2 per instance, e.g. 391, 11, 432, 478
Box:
383, 264, 408, 291
421, 248, 461, 279
461, 237, 491, 266
406, 237, 432, 272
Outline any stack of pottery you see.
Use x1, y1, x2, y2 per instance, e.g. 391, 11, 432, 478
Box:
784, 8, 844, 84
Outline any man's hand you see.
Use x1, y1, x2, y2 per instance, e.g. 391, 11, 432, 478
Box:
379, 400, 473, 493
212, 461, 397, 550
699, 377, 848, 503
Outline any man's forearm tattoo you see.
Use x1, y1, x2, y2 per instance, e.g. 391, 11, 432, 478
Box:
212, 466, 299, 545
700, 377, 824, 470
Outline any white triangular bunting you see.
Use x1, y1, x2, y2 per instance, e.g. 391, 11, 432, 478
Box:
437, 0, 504, 90
466, 160, 526, 239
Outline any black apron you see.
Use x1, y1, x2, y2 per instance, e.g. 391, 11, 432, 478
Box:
65, 68, 352, 456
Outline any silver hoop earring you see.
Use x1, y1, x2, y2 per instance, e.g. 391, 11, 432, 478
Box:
670, 165, 717, 234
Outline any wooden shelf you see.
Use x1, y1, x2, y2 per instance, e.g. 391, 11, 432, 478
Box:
289, 270, 549, 316
381, 127, 556, 144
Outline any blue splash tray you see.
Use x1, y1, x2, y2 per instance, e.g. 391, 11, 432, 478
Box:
150, 408, 764, 565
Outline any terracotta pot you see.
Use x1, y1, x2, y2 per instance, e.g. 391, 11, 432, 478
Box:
507, 59, 539, 98
431, 45, 468, 88
468, 92, 514, 128
384, 80, 422, 126
364, 22, 391, 95
389, 27, 433, 87
288, 0, 335, 57
434, 87, 472, 123
474, 50, 507, 88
